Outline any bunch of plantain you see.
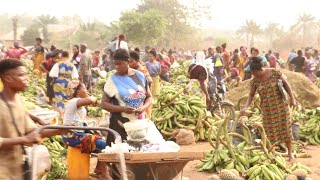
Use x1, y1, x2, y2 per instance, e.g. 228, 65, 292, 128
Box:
299, 107, 320, 145
170, 60, 191, 81
42, 135, 68, 180
289, 162, 312, 173
151, 83, 220, 141
197, 117, 311, 180
87, 106, 103, 117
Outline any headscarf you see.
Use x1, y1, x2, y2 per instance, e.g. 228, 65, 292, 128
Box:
195, 51, 206, 66
230, 67, 240, 76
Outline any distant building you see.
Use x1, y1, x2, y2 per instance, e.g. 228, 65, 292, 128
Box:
0, 27, 26, 47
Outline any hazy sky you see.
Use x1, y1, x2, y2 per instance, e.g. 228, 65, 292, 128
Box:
1, 0, 320, 30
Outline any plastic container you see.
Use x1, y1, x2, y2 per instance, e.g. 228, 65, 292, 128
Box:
67, 146, 90, 180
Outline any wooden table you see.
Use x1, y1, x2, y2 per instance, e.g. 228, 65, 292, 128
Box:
98, 151, 204, 180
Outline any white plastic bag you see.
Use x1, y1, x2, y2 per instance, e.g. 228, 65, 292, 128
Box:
145, 120, 165, 144
123, 119, 165, 143
99, 110, 110, 127
30, 145, 51, 180
159, 141, 180, 152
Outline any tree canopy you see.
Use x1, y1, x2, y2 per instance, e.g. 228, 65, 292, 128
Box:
119, 9, 167, 46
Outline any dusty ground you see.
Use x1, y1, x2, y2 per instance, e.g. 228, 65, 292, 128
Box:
89, 142, 320, 180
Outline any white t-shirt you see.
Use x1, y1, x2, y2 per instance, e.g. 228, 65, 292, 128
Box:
63, 98, 86, 126
115, 40, 128, 50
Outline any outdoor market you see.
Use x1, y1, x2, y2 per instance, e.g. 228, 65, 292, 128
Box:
2, 1, 320, 180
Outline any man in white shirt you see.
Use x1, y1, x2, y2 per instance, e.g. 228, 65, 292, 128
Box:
115, 34, 128, 50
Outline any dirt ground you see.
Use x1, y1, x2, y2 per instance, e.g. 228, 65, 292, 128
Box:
89, 142, 320, 180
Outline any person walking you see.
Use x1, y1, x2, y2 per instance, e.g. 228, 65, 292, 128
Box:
49, 51, 79, 113
290, 50, 306, 73
241, 57, 296, 161
78, 44, 93, 90
41, 49, 61, 105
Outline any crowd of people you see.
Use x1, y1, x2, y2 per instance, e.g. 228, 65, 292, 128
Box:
1, 32, 320, 179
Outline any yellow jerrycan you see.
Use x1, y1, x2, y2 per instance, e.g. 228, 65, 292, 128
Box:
67, 146, 90, 180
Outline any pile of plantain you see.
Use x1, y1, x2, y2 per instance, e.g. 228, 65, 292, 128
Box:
42, 135, 68, 180
299, 107, 320, 145
198, 117, 312, 180
151, 82, 220, 141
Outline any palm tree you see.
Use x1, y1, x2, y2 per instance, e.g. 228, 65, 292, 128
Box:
237, 20, 262, 47
291, 13, 316, 47
264, 22, 281, 48
12, 16, 18, 42
79, 22, 96, 32
37, 15, 58, 44
236, 25, 250, 46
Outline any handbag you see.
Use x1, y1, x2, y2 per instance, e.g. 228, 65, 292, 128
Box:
0, 93, 32, 180
277, 79, 288, 101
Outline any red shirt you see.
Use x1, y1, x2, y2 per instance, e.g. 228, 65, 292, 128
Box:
5, 48, 27, 60
93, 54, 99, 67
168, 55, 175, 64
160, 59, 170, 73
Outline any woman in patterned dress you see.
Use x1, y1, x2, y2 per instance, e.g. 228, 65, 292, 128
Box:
241, 57, 296, 161
49, 51, 79, 113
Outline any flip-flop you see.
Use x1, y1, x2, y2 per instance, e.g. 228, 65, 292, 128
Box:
90, 172, 101, 178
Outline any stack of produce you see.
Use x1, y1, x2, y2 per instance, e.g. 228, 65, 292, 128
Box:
299, 107, 320, 145
42, 135, 68, 180
151, 83, 220, 141
198, 117, 312, 180
170, 60, 190, 81
21, 60, 48, 108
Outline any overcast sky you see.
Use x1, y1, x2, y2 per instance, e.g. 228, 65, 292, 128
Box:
1, 0, 320, 30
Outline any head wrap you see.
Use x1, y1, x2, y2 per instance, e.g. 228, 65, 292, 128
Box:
230, 67, 240, 76
51, 49, 61, 57
195, 51, 206, 67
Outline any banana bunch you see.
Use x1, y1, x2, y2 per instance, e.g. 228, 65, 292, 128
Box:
289, 162, 312, 173
42, 135, 68, 180
197, 149, 231, 172
87, 106, 103, 117
198, 118, 309, 180
299, 109, 320, 145
246, 163, 285, 180
170, 60, 191, 81
152, 83, 218, 141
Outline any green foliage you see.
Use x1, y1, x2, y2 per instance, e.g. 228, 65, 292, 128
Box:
137, 0, 211, 47
21, 25, 40, 46
237, 19, 262, 47
36, 15, 58, 44
119, 9, 167, 46
72, 20, 112, 49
